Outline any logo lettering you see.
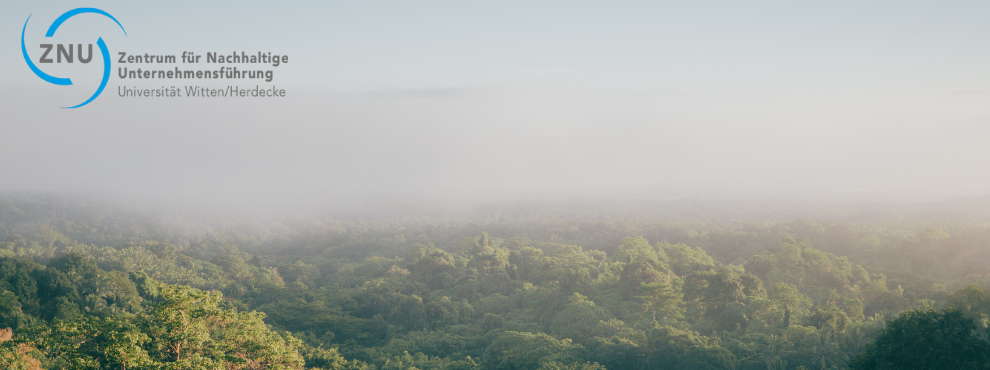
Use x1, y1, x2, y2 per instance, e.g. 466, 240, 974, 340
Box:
38, 44, 53, 63
21, 8, 126, 108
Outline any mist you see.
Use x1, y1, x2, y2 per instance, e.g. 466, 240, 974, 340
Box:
2, 84, 988, 210
2, 1, 990, 211
7, 4, 990, 368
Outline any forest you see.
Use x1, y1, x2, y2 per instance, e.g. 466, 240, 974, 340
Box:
0, 193, 989, 369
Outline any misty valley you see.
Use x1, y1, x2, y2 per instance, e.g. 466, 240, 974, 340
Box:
9, 2, 990, 370
0, 195, 988, 369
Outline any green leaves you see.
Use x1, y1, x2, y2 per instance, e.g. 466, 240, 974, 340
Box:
482, 331, 588, 370
851, 308, 990, 370
645, 326, 737, 370
141, 283, 305, 369
23, 281, 305, 370
615, 236, 667, 268
142, 284, 226, 364
0, 328, 42, 370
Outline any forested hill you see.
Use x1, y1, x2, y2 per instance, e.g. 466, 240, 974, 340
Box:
0, 194, 989, 369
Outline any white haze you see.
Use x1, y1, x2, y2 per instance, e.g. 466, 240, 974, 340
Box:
1, 1, 989, 210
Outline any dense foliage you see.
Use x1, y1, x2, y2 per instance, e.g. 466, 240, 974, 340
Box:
850, 307, 990, 370
0, 194, 989, 369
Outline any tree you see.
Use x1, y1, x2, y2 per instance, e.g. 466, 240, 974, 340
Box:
615, 237, 666, 268
644, 326, 736, 370
637, 280, 682, 322
587, 334, 643, 370
141, 284, 227, 366
42, 316, 152, 370
807, 329, 846, 370
482, 331, 587, 370
539, 360, 607, 370
683, 268, 747, 320
759, 334, 788, 370
945, 284, 990, 328
141, 283, 305, 369
0, 328, 42, 370
807, 307, 849, 333
850, 308, 990, 370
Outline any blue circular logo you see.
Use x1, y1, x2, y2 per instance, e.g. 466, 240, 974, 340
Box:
21, 8, 126, 109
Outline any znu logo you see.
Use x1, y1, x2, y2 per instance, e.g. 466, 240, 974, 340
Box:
21, 8, 126, 108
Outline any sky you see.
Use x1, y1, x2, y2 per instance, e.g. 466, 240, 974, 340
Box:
1, 1, 989, 208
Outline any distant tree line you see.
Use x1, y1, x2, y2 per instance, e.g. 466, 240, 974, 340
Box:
0, 194, 988, 369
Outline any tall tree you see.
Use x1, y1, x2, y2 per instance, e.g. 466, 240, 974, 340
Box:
851, 308, 990, 370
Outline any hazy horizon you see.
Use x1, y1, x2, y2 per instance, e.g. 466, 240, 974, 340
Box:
3, 1, 989, 208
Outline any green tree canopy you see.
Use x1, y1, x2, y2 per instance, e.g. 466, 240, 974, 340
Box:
851, 308, 990, 370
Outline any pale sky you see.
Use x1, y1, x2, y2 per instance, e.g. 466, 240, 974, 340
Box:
2, 1, 989, 207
